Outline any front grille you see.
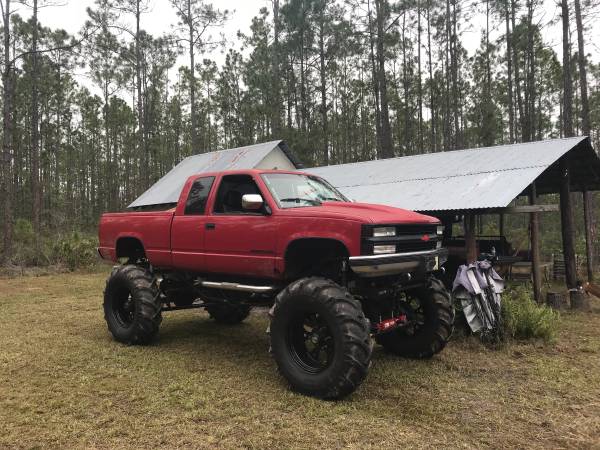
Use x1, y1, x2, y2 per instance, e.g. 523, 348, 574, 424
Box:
361, 224, 440, 255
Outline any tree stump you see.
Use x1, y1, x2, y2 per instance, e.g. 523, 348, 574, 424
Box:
570, 289, 591, 311
546, 291, 568, 310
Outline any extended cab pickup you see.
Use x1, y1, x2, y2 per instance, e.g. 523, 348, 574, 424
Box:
99, 169, 447, 280
98, 169, 453, 400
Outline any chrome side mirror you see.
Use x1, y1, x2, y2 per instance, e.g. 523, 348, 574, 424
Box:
242, 194, 264, 210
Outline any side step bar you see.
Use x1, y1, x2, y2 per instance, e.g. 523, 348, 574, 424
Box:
198, 281, 276, 294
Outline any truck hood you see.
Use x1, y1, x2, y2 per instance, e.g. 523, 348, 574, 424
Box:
277, 201, 439, 224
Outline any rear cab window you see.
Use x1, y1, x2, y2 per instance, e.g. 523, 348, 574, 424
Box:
184, 177, 215, 215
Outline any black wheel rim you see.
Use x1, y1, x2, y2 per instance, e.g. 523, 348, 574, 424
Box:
287, 312, 334, 374
112, 287, 136, 327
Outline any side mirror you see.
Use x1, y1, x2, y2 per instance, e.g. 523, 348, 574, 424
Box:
242, 194, 264, 210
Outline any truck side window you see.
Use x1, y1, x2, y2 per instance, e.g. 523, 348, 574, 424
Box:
184, 176, 215, 215
214, 175, 262, 214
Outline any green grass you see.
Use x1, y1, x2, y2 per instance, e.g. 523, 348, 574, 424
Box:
1, 272, 600, 449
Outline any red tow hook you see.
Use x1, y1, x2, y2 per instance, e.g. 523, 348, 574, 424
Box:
375, 314, 407, 334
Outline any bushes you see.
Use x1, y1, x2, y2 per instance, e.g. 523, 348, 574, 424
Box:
6, 220, 99, 271
501, 285, 560, 343
51, 232, 98, 270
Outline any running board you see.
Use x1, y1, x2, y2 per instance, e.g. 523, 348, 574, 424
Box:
199, 281, 276, 294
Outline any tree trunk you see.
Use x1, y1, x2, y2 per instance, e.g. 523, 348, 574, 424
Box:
561, 0, 574, 138
427, 3, 435, 151
1, 0, 13, 262
31, 0, 41, 239
188, 0, 198, 152
135, 0, 146, 187
451, 0, 459, 149
511, 0, 524, 140
401, 11, 409, 155
375, 0, 393, 158
271, 0, 281, 136
505, 0, 514, 143
367, 0, 382, 157
417, 0, 423, 153
523, 0, 535, 142
318, 18, 328, 165
574, 0, 590, 137
574, 0, 594, 281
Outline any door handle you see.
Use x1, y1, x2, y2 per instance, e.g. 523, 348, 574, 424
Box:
205, 223, 216, 230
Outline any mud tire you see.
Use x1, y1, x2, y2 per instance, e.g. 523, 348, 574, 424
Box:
103, 265, 162, 345
269, 277, 372, 399
376, 277, 453, 358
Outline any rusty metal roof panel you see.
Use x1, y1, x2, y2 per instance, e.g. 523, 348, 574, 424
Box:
129, 140, 290, 208
308, 137, 595, 212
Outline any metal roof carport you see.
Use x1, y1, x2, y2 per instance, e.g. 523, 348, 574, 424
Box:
129, 140, 301, 208
308, 136, 600, 212
309, 136, 600, 306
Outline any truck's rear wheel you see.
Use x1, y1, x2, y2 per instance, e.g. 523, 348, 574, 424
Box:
206, 303, 251, 324
376, 277, 453, 358
269, 277, 372, 399
103, 265, 162, 345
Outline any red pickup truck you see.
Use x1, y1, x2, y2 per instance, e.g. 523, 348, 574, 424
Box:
98, 169, 453, 399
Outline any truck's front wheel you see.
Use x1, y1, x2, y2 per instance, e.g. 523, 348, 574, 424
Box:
103, 265, 162, 345
376, 277, 454, 358
269, 277, 372, 399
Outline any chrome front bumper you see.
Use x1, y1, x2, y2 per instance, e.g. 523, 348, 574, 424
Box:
348, 248, 448, 277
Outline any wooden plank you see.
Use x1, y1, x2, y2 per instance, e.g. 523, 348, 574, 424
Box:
529, 182, 542, 304
583, 191, 594, 282
464, 214, 477, 264
559, 157, 581, 308
503, 204, 559, 214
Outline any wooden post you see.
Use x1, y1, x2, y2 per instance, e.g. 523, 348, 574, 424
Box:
529, 183, 542, 303
583, 190, 594, 282
464, 214, 477, 264
559, 157, 581, 308
499, 213, 505, 238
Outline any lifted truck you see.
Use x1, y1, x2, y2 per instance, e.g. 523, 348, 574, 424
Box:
98, 169, 453, 399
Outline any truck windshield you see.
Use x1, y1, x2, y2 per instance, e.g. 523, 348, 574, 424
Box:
261, 173, 349, 208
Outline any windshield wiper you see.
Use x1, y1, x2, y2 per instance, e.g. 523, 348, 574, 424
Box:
318, 197, 343, 202
280, 197, 322, 206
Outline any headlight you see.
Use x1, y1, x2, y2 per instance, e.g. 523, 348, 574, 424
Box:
373, 226, 396, 237
373, 244, 396, 254
437, 225, 444, 235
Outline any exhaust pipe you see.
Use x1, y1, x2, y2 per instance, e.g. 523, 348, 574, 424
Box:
199, 281, 276, 294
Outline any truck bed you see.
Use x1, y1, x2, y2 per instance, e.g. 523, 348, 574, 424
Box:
98, 210, 175, 266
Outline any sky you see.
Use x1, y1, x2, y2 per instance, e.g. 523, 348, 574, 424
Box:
12, 0, 600, 95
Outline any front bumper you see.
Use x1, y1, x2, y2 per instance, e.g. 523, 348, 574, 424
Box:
349, 248, 448, 277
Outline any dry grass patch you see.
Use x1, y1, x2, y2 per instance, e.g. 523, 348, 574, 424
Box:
1, 272, 599, 449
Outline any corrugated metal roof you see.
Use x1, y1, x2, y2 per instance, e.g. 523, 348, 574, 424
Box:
129, 140, 296, 208
308, 137, 599, 212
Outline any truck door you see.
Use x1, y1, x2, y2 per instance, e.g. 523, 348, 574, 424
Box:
171, 176, 215, 271
203, 174, 278, 279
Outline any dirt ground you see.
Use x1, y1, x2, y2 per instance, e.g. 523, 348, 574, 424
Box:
1, 271, 599, 449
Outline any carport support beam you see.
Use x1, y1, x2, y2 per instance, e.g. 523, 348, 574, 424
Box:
465, 214, 477, 264
559, 157, 583, 308
529, 183, 542, 303
583, 190, 594, 282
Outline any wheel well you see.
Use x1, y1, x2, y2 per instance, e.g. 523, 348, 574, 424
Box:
284, 238, 349, 280
116, 237, 146, 262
